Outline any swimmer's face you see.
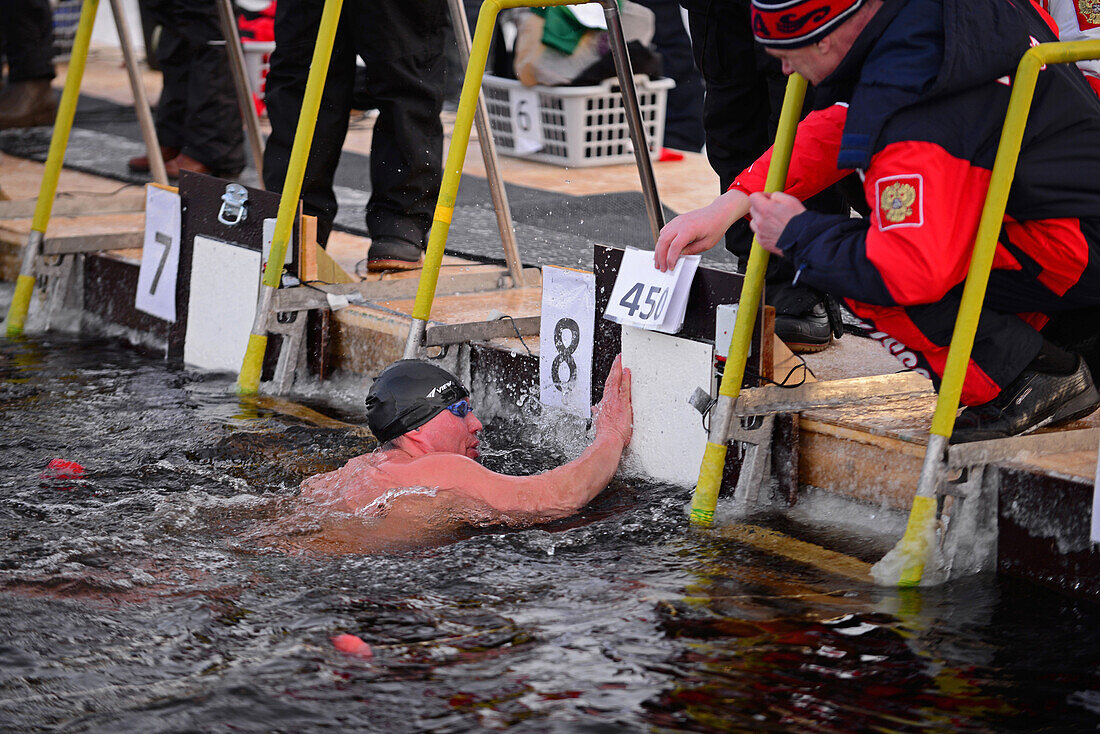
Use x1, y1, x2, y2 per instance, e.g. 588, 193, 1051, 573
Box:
418, 403, 483, 459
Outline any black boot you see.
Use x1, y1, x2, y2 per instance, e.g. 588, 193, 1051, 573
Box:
951, 355, 1100, 443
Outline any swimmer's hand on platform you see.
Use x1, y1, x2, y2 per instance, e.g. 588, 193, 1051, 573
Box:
594, 354, 633, 449
655, 190, 751, 272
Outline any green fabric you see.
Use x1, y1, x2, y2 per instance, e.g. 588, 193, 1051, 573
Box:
532, 4, 618, 55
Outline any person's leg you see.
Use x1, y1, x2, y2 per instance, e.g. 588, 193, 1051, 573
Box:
355, 0, 445, 268
847, 284, 1099, 442
0, 0, 54, 82
635, 0, 704, 152
170, 0, 245, 174
147, 0, 189, 154
262, 0, 356, 245
684, 0, 768, 191
0, 0, 57, 129
127, 0, 183, 171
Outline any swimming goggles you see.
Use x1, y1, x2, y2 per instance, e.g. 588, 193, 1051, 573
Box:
446, 399, 473, 418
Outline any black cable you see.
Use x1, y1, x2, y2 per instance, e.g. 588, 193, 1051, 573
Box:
492, 313, 534, 356
56, 183, 139, 198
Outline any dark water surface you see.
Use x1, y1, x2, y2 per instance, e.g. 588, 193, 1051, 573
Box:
1, 332, 1098, 733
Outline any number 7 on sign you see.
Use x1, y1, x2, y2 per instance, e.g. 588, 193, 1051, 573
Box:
149, 231, 173, 295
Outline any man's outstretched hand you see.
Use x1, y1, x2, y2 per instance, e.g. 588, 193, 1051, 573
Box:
594, 354, 632, 447
654, 191, 748, 271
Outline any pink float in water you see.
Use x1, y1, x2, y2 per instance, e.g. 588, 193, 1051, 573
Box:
332, 633, 373, 658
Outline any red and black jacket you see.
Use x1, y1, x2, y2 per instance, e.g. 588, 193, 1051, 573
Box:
739, 0, 1100, 309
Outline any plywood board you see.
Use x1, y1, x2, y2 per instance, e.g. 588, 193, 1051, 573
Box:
183, 236, 261, 372
621, 326, 712, 487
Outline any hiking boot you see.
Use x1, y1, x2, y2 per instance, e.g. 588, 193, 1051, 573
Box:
361, 237, 424, 273
0, 80, 57, 129
950, 356, 1100, 444
775, 301, 833, 353
128, 145, 180, 173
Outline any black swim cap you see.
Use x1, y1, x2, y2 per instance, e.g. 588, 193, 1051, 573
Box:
364, 360, 469, 443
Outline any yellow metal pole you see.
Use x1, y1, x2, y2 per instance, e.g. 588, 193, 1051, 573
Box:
689, 74, 807, 525
236, 0, 344, 394
3, 0, 99, 337
878, 39, 1100, 586
402, 0, 588, 358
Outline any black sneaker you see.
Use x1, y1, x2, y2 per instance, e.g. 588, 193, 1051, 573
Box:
950, 356, 1100, 444
775, 301, 833, 353
359, 238, 424, 274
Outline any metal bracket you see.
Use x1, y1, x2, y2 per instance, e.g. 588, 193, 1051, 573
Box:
39, 253, 82, 331
931, 429, 1100, 579
938, 464, 999, 578
728, 413, 776, 504
268, 305, 308, 394
218, 183, 249, 226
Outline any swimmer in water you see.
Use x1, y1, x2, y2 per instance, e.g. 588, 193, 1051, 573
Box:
301, 354, 632, 528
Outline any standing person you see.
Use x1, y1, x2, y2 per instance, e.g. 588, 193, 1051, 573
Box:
634, 0, 705, 152
127, 0, 246, 178
679, 0, 851, 353
657, 0, 1100, 443
261, 0, 446, 273
0, 0, 58, 129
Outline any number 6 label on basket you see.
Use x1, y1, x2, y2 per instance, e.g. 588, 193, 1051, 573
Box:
603, 247, 700, 333
510, 87, 543, 155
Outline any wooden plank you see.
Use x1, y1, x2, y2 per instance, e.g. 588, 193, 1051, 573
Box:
947, 428, 1100, 472
42, 231, 144, 255
716, 524, 873, 583
0, 190, 147, 220
425, 316, 540, 346
736, 371, 932, 416
271, 268, 541, 312
798, 425, 923, 509
799, 417, 928, 457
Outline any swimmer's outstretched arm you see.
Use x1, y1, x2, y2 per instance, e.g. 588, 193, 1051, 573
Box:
410, 356, 633, 522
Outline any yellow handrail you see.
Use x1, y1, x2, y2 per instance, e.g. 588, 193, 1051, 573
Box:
689, 74, 807, 526
4, 0, 99, 337
401, 0, 602, 357
236, 0, 344, 394
882, 38, 1100, 586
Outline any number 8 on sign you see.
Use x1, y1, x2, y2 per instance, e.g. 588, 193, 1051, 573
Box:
551, 317, 581, 390
540, 266, 595, 418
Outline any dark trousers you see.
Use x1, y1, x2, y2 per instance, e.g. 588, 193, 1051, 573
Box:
847, 219, 1100, 405
262, 0, 446, 248
682, 0, 848, 315
145, 0, 245, 172
0, 0, 55, 82
634, 0, 704, 152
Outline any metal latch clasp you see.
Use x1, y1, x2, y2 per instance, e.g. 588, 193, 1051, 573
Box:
217, 183, 249, 226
